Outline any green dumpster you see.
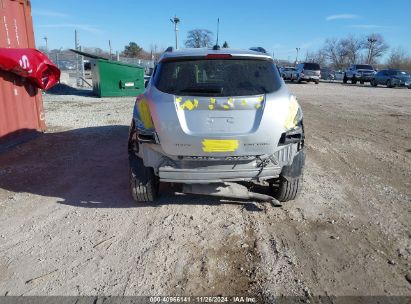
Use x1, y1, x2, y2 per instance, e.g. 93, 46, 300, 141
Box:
91, 59, 145, 97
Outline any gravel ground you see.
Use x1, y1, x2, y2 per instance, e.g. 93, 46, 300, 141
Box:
0, 82, 410, 301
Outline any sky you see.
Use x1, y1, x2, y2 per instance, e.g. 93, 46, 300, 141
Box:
31, 0, 411, 60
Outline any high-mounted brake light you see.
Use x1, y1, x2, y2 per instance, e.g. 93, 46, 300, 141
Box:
205, 54, 232, 59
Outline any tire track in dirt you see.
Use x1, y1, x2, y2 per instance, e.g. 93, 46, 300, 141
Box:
159, 202, 264, 297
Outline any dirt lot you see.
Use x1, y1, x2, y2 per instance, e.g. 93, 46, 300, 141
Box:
0, 82, 410, 301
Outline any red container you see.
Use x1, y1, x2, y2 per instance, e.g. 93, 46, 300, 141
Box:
0, 0, 45, 142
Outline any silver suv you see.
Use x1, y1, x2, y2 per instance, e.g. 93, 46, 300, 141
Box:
128, 48, 305, 204
291, 62, 321, 84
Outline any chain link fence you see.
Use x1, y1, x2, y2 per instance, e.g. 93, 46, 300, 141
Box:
45, 52, 155, 71
43, 50, 156, 87
118, 57, 155, 70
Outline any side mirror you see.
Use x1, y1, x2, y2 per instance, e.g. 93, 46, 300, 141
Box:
144, 80, 148, 88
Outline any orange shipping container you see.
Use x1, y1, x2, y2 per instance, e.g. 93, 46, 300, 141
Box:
0, 0, 46, 142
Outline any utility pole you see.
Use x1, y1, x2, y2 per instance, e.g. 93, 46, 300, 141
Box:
75, 30, 79, 86
56, 47, 62, 69
43, 36, 48, 51
295, 47, 300, 64
74, 30, 84, 87
367, 37, 377, 64
170, 15, 180, 49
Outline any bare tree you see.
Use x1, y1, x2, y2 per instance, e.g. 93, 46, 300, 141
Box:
364, 33, 389, 64
310, 33, 390, 68
83, 47, 110, 57
305, 49, 327, 67
386, 47, 411, 70
322, 38, 349, 69
149, 43, 163, 61
185, 29, 214, 48
342, 35, 363, 64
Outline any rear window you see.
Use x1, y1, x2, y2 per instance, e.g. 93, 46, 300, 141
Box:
394, 70, 409, 76
356, 65, 373, 70
303, 63, 320, 70
154, 59, 281, 97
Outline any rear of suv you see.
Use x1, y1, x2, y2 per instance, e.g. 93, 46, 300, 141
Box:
291, 62, 321, 84
128, 48, 305, 204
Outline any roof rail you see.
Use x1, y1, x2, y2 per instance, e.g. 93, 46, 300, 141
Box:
165, 46, 174, 53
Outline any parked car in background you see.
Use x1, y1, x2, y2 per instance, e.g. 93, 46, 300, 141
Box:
371, 69, 411, 88
343, 64, 376, 84
291, 62, 321, 84
320, 68, 335, 81
59, 60, 75, 70
334, 70, 344, 81
280, 67, 296, 80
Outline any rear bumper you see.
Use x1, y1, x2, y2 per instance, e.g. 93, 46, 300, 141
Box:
393, 80, 411, 86
159, 165, 281, 183
355, 75, 374, 81
136, 142, 299, 184
300, 75, 320, 81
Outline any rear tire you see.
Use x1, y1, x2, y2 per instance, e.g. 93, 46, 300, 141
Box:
315, 80, 319, 84
352, 76, 357, 84
371, 79, 377, 87
129, 154, 159, 203
387, 80, 392, 88
271, 149, 305, 202
274, 176, 303, 202
360, 80, 364, 84
343, 74, 348, 83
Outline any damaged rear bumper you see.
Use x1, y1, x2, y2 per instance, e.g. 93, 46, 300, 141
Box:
159, 165, 282, 183
137, 143, 300, 184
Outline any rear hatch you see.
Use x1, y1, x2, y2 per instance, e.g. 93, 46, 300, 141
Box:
303, 63, 321, 76
149, 55, 284, 156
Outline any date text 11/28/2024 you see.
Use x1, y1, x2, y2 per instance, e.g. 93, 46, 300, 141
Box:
149, 296, 257, 303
